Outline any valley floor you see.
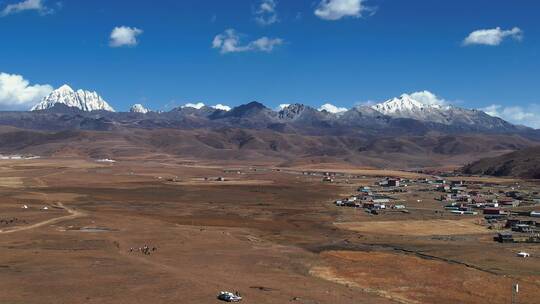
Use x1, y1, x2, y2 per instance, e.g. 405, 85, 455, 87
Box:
0, 157, 539, 303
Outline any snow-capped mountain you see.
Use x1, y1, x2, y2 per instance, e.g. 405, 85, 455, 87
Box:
31, 84, 115, 112
370, 92, 515, 130
130, 104, 149, 114
371, 93, 450, 122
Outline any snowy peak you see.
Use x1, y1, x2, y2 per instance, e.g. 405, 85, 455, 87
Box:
368, 91, 514, 129
130, 104, 149, 114
372, 93, 447, 116
57, 84, 74, 93
31, 84, 115, 112
370, 91, 453, 123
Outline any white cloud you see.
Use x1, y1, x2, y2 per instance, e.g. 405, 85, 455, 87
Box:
182, 102, 205, 109
250, 37, 283, 52
212, 29, 283, 54
109, 26, 143, 48
0, 72, 53, 110
408, 90, 448, 107
463, 27, 523, 46
318, 103, 348, 114
255, 0, 278, 26
481, 104, 540, 128
314, 0, 372, 21
212, 104, 231, 111
0, 0, 52, 17
181, 103, 230, 111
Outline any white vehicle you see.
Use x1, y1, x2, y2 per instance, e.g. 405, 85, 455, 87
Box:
517, 252, 530, 258
217, 291, 242, 302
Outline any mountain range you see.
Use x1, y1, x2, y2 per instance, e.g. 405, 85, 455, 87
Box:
22, 85, 529, 135
0, 85, 538, 169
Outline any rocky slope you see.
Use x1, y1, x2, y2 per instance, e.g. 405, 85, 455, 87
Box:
0, 126, 535, 169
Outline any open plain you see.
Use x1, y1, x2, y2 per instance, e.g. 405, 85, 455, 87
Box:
0, 156, 539, 304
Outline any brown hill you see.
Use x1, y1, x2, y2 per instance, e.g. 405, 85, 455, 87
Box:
0, 127, 536, 169
463, 146, 540, 178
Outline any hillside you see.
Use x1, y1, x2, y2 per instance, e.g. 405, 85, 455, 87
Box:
1, 97, 539, 169
0, 126, 536, 169
463, 146, 540, 178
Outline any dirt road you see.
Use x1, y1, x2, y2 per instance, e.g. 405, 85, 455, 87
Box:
0, 202, 85, 234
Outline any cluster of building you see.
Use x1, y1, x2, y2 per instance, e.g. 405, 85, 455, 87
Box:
434, 180, 525, 216
332, 174, 540, 244
429, 178, 540, 242
495, 231, 540, 243
334, 179, 407, 214
491, 216, 540, 243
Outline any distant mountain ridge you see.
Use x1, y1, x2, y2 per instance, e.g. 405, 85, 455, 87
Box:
8, 86, 534, 138
1, 96, 540, 169
4, 99, 531, 137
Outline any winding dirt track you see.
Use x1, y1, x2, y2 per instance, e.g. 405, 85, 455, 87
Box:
0, 202, 85, 234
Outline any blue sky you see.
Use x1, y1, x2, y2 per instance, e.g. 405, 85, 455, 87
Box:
0, 0, 539, 126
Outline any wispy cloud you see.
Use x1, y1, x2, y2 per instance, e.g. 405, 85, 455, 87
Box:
0, 72, 53, 110
481, 104, 540, 128
212, 29, 283, 54
463, 27, 523, 46
109, 26, 143, 48
0, 0, 53, 17
314, 0, 374, 21
254, 0, 278, 26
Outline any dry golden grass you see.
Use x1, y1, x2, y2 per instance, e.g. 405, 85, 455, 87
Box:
312, 250, 540, 304
335, 218, 489, 236
0, 177, 23, 188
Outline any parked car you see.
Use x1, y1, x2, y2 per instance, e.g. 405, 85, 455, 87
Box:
517, 252, 530, 258
217, 291, 242, 302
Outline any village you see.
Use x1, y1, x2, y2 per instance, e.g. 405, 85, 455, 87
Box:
317, 171, 540, 249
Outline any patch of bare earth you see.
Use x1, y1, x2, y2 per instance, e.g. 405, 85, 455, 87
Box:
312, 250, 540, 304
